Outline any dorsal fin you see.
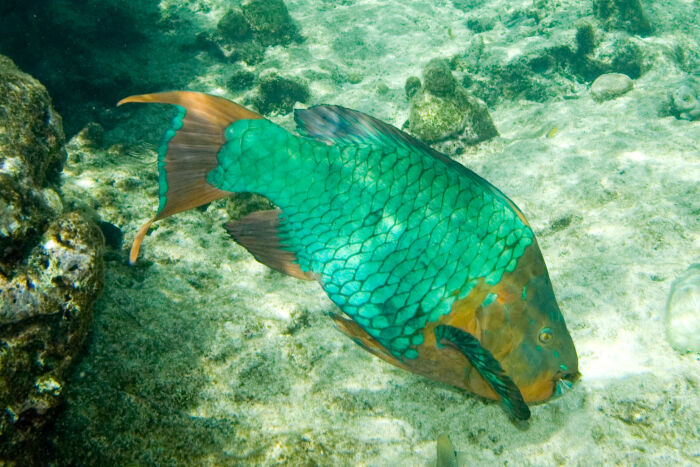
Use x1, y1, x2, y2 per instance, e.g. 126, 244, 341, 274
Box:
224, 209, 314, 281
294, 105, 529, 226
117, 91, 264, 264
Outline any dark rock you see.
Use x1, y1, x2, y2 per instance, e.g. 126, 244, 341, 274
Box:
241, 0, 301, 47
228, 70, 257, 92
191, 31, 226, 60
73, 123, 105, 149
0, 212, 104, 461
594, 0, 652, 36
217, 9, 253, 43
452, 0, 489, 12
593, 37, 645, 79
0, 174, 55, 266
233, 41, 266, 66
0, 56, 105, 462
460, 74, 474, 89
404, 76, 422, 98
474, 57, 560, 105
422, 58, 457, 97
465, 16, 496, 33
0, 55, 65, 266
0, 56, 64, 188
453, 17, 651, 106
560, 35, 644, 83
575, 23, 597, 56
194, 27, 264, 65
254, 74, 310, 115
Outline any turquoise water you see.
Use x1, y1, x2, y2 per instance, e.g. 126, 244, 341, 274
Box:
1, 0, 699, 464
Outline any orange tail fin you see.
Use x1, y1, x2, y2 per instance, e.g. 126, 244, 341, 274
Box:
117, 91, 264, 264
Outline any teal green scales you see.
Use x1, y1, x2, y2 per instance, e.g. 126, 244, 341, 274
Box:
203, 113, 534, 359
155, 106, 186, 210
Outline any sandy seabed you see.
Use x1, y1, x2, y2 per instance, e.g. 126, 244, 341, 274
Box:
51, 0, 699, 464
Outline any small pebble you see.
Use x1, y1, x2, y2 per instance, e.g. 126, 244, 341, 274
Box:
665, 264, 700, 353
591, 73, 633, 102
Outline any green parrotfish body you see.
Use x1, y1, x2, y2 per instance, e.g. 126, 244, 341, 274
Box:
119, 91, 579, 420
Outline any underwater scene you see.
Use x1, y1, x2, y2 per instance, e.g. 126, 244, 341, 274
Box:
0, 0, 698, 465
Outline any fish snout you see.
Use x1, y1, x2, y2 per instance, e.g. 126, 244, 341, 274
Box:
553, 370, 580, 398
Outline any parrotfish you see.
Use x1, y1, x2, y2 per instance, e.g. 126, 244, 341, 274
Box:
118, 91, 579, 420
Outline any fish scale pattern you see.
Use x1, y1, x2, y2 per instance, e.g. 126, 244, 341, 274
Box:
208, 119, 533, 359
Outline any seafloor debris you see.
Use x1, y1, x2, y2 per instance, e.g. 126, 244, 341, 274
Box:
590, 72, 634, 102
665, 264, 700, 353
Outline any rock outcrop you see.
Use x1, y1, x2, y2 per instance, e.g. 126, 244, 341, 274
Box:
0, 55, 104, 463
407, 59, 498, 145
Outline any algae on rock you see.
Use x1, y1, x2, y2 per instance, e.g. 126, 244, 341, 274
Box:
241, 0, 302, 47
408, 59, 497, 144
0, 55, 105, 462
594, 0, 653, 36
254, 73, 310, 115
0, 55, 65, 265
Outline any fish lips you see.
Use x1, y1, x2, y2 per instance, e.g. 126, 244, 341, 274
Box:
518, 368, 580, 403
552, 370, 581, 398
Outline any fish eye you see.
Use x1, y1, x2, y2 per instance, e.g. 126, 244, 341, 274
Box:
538, 327, 553, 344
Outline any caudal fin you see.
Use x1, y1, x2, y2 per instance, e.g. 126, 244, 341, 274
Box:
117, 91, 264, 264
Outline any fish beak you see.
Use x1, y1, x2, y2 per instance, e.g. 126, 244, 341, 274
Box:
552, 371, 581, 398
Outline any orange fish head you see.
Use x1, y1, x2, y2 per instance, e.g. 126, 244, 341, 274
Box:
478, 245, 580, 403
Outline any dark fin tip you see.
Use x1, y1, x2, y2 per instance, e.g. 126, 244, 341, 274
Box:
435, 324, 530, 421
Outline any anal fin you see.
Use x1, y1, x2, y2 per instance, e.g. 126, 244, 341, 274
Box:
225, 209, 314, 281
328, 311, 410, 371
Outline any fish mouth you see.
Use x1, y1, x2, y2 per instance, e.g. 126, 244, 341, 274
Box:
552, 371, 581, 398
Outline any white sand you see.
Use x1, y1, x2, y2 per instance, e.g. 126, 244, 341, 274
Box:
56, 0, 699, 464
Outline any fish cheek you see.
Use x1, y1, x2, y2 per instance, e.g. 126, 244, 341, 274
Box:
474, 300, 556, 402
524, 279, 579, 380
503, 337, 557, 402
477, 301, 522, 362
550, 321, 579, 377
483, 298, 553, 390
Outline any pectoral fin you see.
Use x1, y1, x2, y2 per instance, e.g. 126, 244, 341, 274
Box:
435, 324, 530, 420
